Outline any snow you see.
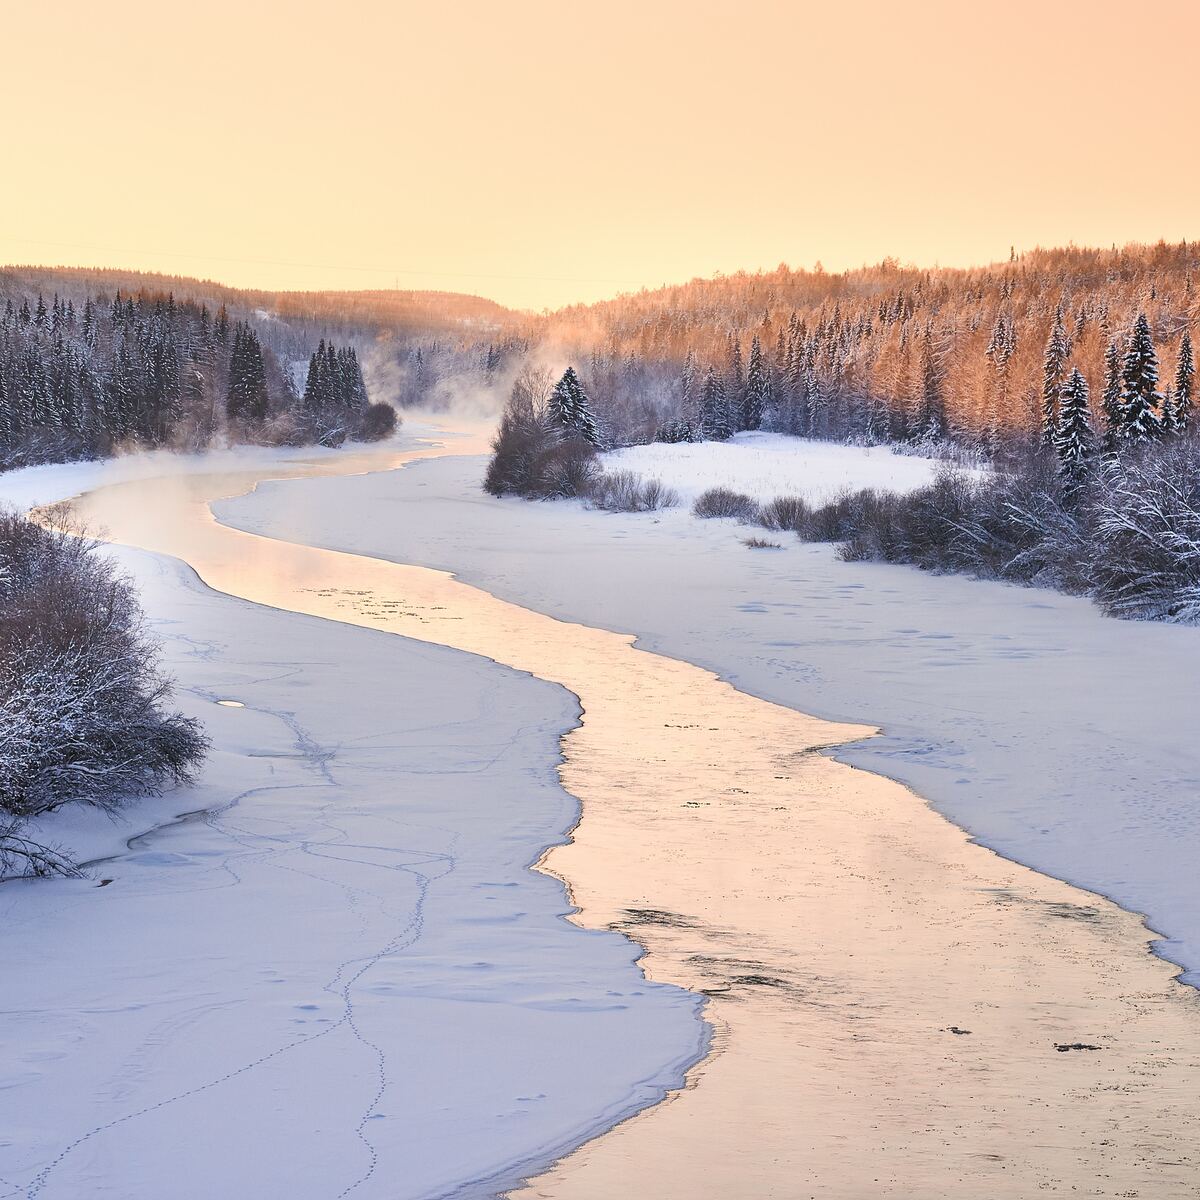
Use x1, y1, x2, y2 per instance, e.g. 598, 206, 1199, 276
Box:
602, 431, 978, 506
0, 443, 702, 1198
219, 429, 1200, 989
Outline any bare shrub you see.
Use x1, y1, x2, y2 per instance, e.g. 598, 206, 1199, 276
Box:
743, 536, 782, 549
693, 487, 760, 522
358, 402, 399, 442
538, 441, 601, 499
588, 470, 680, 513
0, 819, 82, 879
758, 495, 811, 533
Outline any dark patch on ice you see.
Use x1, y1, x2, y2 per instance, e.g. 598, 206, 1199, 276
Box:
730, 973, 787, 988
1055, 1042, 1102, 1052
1043, 901, 1101, 921
983, 888, 1102, 924
616, 907, 699, 929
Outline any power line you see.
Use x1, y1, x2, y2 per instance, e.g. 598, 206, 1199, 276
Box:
0, 237, 649, 290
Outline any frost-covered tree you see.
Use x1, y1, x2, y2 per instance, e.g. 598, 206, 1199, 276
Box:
226, 325, 269, 424
743, 336, 770, 431
548, 366, 599, 445
1118, 313, 1163, 443
916, 322, 944, 440
727, 335, 745, 421
700, 365, 731, 440
680, 348, 698, 429
1100, 338, 1123, 451
1168, 329, 1193, 433
1041, 306, 1069, 448
1054, 367, 1094, 493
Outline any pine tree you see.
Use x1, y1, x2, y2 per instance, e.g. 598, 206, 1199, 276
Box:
1041, 306, 1069, 448
1118, 313, 1163, 443
743, 336, 770, 431
1054, 368, 1094, 494
1169, 329, 1193, 433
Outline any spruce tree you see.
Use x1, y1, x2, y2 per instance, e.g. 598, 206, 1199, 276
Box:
548, 366, 598, 445
1169, 329, 1193, 433
226, 326, 269, 424
727, 335, 745, 425
1041, 306, 1068, 448
303, 347, 325, 412
1118, 313, 1163, 443
743, 336, 770, 431
1100, 338, 1122, 450
1054, 367, 1094, 494
917, 322, 944, 439
680, 349, 697, 431
700, 366, 731, 440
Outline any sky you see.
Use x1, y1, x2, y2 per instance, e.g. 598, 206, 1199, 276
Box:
4, 0, 1198, 312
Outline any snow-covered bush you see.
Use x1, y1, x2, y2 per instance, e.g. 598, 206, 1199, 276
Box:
693, 488, 760, 522
0, 507, 207, 875
1090, 440, 1200, 622
777, 438, 1200, 622
829, 463, 1085, 583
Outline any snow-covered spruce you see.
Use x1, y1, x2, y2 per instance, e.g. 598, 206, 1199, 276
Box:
1119, 313, 1164, 444
0, 507, 206, 876
1054, 367, 1094, 494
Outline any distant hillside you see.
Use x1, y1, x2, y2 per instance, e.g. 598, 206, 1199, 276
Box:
0, 267, 514, 336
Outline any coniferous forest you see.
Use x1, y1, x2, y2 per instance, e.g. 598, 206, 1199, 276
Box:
524, 242, 1198, 457
0, 269, 472, 470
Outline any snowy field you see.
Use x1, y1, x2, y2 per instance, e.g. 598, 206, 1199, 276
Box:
0, 445, 701, 1199
602, 431, 976, 505
221, 429, 1200, 989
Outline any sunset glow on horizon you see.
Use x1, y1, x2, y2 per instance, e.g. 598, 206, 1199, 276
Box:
5, 0, 1199, 310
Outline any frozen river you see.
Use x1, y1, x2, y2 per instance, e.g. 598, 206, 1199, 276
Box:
3, 423, 1199, 1197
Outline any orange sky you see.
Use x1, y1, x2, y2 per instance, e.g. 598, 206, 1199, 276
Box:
4, 0, 1198, 311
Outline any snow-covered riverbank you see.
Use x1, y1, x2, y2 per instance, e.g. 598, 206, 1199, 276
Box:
220, 432, 1200, 988
0, 441, 702, 1199
603, 430, 980, 505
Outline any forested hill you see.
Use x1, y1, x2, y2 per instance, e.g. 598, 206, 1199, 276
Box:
0, 267, 520, 470
525, 241, 1198, 453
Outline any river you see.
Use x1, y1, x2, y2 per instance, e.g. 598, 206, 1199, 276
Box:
59, 423, 1200, 1197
